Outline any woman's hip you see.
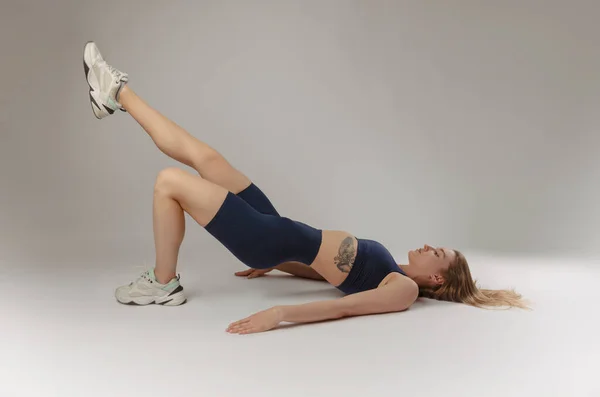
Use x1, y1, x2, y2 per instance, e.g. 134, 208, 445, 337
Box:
205, 192, 322, 268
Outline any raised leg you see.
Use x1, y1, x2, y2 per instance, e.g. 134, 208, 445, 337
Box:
118, 85, 252, 194
84, 41, 251, 193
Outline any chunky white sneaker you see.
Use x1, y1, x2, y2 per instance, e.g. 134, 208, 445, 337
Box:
83, 41, 128, 119
115, 269, 187, 306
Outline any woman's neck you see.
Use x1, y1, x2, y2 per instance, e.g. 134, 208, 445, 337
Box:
398, 264, 415, 279
398, 264, 429, 288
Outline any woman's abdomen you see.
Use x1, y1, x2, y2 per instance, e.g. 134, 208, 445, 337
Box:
311, 230, 359, 286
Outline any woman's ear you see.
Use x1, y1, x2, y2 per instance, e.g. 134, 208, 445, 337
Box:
430, 274, 445, 286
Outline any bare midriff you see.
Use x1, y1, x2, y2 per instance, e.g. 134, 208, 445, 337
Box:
309, 230, 358, 287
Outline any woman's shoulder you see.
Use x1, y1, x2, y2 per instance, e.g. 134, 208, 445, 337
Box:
380, 271, 418, 290
375, 272, 419, 310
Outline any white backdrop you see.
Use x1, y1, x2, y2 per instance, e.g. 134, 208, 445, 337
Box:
2, 0, 599, 264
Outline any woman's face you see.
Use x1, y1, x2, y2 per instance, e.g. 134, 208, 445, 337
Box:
407, 245, 455, 286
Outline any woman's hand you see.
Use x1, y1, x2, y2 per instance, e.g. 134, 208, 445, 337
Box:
234, 268, 273, 279
226, 307, 283, 335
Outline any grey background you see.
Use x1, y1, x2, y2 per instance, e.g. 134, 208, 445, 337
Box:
1, 0, 599, 264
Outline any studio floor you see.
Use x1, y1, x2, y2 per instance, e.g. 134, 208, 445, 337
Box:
2, 238, 599, 397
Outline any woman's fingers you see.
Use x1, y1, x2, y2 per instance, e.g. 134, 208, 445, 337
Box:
236, 268, 272, 279
228, 324, 256, 334
248, 270, 265, 279
227, 318, 251, 333
235, 269, 268, 278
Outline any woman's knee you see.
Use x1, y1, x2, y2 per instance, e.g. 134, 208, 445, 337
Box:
154, 167, 191, 194
190, 147, 221, 171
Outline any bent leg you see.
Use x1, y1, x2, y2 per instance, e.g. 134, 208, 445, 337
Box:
116, 166, 232, 305
153, 167, 320, 282
152, 167, 228, 282
151, 167, 283, 275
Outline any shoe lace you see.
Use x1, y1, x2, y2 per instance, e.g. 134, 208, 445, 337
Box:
139, 270, 151, 281
131, 262, 151, 282
108, 65, 123, 80
131, 262, 180, 285
98, 60, 124, 81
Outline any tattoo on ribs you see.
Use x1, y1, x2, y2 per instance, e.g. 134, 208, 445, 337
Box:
334, 237, 356, 273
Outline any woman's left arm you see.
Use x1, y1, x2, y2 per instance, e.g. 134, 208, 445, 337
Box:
226, 273, 418, 334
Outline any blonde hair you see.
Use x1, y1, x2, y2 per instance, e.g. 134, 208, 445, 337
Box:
418, 250, 529, 309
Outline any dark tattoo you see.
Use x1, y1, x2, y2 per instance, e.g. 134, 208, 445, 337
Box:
334, 237, 356, 273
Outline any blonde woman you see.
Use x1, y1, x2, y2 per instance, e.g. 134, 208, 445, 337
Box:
83, 41, 527, 335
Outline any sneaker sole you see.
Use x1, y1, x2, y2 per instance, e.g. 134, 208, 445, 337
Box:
118, 297, 188, 306
116, 286, 187, 306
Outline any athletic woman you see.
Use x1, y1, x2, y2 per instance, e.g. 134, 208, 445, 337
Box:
82, 42, 527, 335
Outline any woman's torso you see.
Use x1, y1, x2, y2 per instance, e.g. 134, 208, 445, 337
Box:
310, 230, 404, 291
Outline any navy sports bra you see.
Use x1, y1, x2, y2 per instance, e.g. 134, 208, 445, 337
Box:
335, 238, 406, 295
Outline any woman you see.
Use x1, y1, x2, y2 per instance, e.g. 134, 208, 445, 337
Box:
83, 42, 527, 334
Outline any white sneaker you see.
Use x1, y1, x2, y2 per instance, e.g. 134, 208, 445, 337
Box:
83, 41, 128, 119
115, 269, 187, 306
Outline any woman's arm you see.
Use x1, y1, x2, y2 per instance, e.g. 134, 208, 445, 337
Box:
279, 273, 417, 323
275, 262, 326, 280
226, 273, 418, 334
235, 262, 326, 280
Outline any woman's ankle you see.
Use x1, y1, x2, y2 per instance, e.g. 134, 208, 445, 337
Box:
117, 83, 132, 105
154, 268, 177, 284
